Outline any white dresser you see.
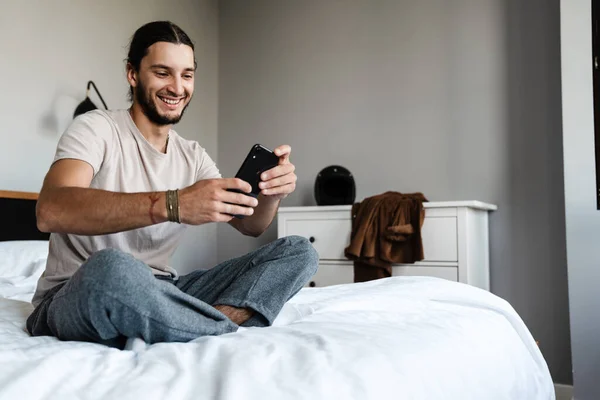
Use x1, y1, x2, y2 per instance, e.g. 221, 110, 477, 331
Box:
277, 201, 497, 290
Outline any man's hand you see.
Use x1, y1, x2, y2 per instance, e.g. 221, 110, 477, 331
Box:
226, 145, 296, 237
178, 178, 259, 225
258, 145, 297, 200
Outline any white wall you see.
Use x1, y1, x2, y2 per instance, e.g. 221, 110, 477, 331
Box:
0, 0, 220, 273
218, 0, 571, 384
560, 1, 600, 398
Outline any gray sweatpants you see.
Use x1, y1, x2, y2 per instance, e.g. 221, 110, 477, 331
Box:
26, 236, 318, 348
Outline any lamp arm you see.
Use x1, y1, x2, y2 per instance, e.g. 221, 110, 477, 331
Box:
86, 80, 108, 110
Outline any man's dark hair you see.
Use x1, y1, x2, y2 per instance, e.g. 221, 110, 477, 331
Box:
126, 21, 196, 101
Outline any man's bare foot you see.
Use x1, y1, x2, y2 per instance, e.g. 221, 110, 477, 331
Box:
214, 304, 255, 325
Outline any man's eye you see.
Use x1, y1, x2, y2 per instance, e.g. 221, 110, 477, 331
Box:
184, 74, 193, 79
156, 72, 168, 77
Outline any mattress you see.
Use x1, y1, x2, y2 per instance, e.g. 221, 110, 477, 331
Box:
0, 241, 554, 400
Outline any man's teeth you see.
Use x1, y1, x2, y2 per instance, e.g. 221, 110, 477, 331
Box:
160, 97, 181, 105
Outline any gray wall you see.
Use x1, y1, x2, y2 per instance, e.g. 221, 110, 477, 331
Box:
218, 0, 571, 383
0, 0, 220, 274
560, 1, 600, 398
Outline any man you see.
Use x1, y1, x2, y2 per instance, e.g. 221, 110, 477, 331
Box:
26, 21, 318, 348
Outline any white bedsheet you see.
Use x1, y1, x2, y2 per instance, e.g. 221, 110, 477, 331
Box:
0, 258, 554, 400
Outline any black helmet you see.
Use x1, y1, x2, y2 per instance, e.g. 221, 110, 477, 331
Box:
314, 165, 356, 206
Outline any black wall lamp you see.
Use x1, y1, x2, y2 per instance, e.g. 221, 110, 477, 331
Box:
73, 80, 108, 118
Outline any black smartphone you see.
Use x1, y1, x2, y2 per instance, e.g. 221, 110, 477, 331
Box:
227, 144, 280, 218
229, 144, 280, 197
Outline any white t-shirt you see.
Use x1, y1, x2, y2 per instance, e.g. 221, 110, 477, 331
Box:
32, 109, 221, 307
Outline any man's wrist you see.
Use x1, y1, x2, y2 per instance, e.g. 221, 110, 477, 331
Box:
259, 193, 281, 207
148, 192, 168, 225
165, 189, 181, 223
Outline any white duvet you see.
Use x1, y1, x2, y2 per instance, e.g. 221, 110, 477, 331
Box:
0, 242, 554, 400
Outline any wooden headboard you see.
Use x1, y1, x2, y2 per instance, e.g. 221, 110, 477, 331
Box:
0, 191, 50, 242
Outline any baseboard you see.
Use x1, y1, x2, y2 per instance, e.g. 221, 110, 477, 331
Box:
555, 383, 573, 400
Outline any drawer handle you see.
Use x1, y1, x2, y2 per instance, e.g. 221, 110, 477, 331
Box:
309, 281, 316, 287
309, 236, 315, 243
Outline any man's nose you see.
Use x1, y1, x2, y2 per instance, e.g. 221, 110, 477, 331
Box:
169, 76, 184, 96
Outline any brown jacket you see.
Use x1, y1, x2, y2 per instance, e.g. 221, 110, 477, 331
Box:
344, 191, 428, 282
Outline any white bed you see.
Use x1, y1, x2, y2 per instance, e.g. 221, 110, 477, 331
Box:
0, 240, 554, 400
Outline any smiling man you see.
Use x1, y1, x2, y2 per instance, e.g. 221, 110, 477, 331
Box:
26, 21, 318, 348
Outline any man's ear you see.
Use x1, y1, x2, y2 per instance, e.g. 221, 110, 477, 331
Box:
126, 63, 138, 90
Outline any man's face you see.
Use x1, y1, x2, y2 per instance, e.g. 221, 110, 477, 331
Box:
129, 42, 195, 126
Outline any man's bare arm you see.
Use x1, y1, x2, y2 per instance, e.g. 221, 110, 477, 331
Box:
36, 159, 259, 236
36, 159, 169, 235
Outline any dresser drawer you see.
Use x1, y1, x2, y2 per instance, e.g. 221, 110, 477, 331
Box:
305, 262, 458, 288
286, 219, 352, 259
391, 265, 457, 281
285, 216, 457, 262
305, 262, 354, 287
421, 217, 457, 261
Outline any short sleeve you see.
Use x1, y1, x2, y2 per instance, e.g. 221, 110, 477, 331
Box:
53, 110, 114, 175
196, 146, 221, 181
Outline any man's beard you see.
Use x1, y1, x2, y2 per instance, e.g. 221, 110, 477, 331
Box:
134, 80, 191, 126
